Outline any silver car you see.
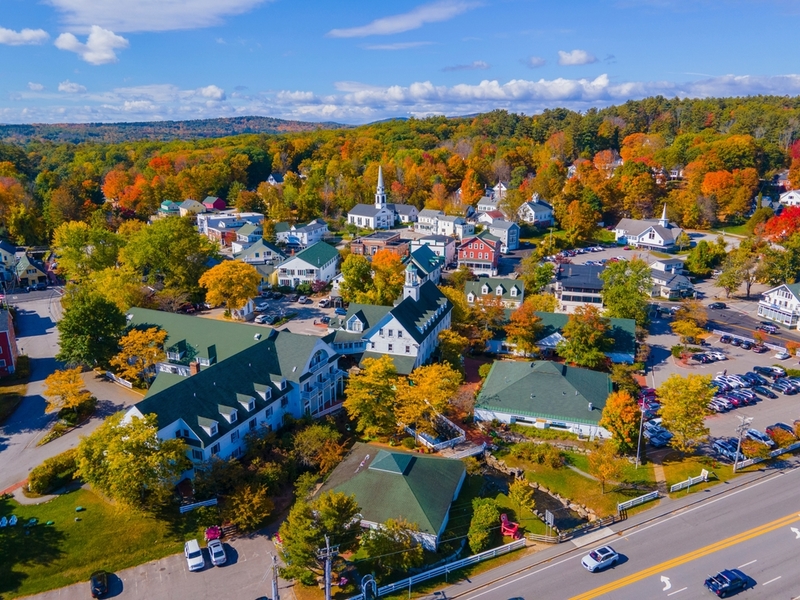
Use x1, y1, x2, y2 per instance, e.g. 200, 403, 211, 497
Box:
207, 539, 226, 566
581, 546, 619, 572
184, 539, 205, 571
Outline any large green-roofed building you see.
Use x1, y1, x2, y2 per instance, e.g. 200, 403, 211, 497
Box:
317, 442, 466, 550
475, 361, 613, 439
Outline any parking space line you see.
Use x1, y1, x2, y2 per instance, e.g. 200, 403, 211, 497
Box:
763, 576, 781, 585
737, 559, 756, 568
667, 587, 687, 596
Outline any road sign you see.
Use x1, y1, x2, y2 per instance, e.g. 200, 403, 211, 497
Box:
545, 510, 554, 526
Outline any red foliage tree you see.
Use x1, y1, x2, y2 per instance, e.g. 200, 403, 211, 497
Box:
763, 206, 800, 240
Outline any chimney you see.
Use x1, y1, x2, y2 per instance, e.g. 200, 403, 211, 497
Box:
189, 362, 201, 375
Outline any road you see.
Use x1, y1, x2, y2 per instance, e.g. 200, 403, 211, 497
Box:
426, 459, 800, 600
0, 292, 142, 492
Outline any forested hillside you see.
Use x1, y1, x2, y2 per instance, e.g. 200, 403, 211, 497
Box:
2, 95, 800, 248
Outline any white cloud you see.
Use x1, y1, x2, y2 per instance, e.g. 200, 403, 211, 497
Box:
328, 0, 479, 38
442, 60, 489, 72
558, 49, 597, 66
525, 56, 546, 68
45, 0, 270, 32
28, 82, 45, 91
364, 41, 434, 50
58, 80, 87, 93
55, 25, 128, 64
198, 85, 225, 101
0, 26, 49, 45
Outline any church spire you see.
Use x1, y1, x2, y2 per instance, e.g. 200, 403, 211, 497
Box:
374, 165, 387, 209
658, 203, 668, 227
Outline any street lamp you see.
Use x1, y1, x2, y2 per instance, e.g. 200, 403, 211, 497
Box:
733, 415, 753, 473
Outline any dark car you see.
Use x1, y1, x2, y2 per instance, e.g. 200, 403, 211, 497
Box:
752, 385, 778, 399
751, 344, 768, 353
740, 340, 753, 350
708, 302, 727, 309
90, 571, 109, 598
719, 335, 732, 344
730, 337, 742, 347
334, 307, 348, 316
765, 422, 797, 439
753, 365, 779, 377
704, 569, 749, 597
271, 292, 283, 300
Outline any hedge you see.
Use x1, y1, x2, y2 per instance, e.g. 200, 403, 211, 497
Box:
28, 448, 78, 494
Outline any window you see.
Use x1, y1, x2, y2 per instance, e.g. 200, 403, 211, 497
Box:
388, 344, 393, 351
379, 328, 384, 336
397, 330, 403, 338
470, 252, 474, 258
229, 411, 237, 423
231, 430, 240, 443
405, 346, 410, 353
210, 423, 218, 436
210, 443, 220, 456
249, 419, 257, 430
192, 450, 203, 461
265, 407, 273, 419
370, 342, 375, 349
388, 329, 393, 337
510, 288, 518, 297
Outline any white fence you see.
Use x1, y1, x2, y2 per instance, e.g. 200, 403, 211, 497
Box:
348, 539, 526, 600
404, 415, 466, 451
669, 469, 708, 493
617, 490, 660, 513
105, 371, 133, 389
449, 442, 487, 460
709, 329, 785, 352
735, 440, 800, 470
179, 498, 218, 514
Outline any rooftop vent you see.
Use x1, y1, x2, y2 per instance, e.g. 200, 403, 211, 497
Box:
588, 403, 593, 411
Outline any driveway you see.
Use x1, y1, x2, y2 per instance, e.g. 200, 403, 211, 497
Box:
0, 294, 142, 493
23, 532, 296, 600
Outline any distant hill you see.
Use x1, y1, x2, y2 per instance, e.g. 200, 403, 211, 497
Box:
0, 116, 348, 144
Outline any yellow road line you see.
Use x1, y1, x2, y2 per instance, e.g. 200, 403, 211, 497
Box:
570, 512, 800, 600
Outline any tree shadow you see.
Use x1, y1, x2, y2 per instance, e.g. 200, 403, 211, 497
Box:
0, 496, 67, 596
15, 308, 57, 339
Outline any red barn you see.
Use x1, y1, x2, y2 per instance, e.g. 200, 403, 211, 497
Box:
457, 232, 501, 276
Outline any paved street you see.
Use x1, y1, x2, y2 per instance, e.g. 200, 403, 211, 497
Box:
0, 293, 142, 493
422, 455, 800, 600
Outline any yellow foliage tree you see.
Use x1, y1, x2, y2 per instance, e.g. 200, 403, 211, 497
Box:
43, 367, 91, 414
199, 260, 260, 311
395, 363, 463, 437
110, 327, 168, 387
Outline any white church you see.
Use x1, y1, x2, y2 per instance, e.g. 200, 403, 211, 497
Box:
347, 167, 418, 230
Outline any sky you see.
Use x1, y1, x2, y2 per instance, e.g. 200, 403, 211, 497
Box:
2, 0, 800, 125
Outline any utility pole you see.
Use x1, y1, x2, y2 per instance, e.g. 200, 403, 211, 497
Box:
733, 415, 753, 473
270, 554, 280, 600
635, 401, 645, 469
317, 535, 339, 600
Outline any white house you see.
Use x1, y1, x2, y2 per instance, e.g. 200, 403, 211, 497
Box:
178, 199, 205, 217
123, 323, 345, 471
758, 283, 800, 328
415, 209, 441, 234
229, 222, 263, 253
404, 245, 444, 285
275, 218, 329, 248
517, 195, 554, 227
233, 239, 286, 265
465, 278, 524, 309
779, 190, 800, 207
477, 210, 506, 225
197, 211, 264, 236
650, 269, 694, 300
487, 219, 520, 251
329, 265, 452, 375
651, 257, 685, 274
277, 242, 340, 288
414, 210, 474, 240
476, 195, 501, 214
347, 167, 418, 230
613, 204, 683, 250
410, 235, 457, 266
551, 264, 604, 313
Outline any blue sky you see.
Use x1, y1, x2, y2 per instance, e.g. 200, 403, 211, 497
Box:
2, 0, 800, 125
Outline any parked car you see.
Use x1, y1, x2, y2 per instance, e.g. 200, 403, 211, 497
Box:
730, 338, 742, 347
746, 428, 775, 447
708, 302, 727, 309
271, 292, 283, 300
719, 335, 732, 344
712, 438, 737, 459
740, 340, 753, 350
287, 294, 299, 302
255, 303, 269, 312
319, 315, 330, 324
90, 570, 109, 598
318, 298, 331, 308
581, 546, 619, 572
751, 344, 768, 353
751, 385, 777, 399
254, 314, 272, 324
754, 365, 784, 377
774, 350, 790, 360
765, 422, 797, 440
184, 539, 205, 571
757, 323, 779, 334
207, 539, 227, 566
334, 306, 348, 316
261, 291, 274, 299
704, 570, 750, 596
709, 352, 727, 361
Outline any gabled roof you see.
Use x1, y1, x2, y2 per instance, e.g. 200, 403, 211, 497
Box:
394, 204, 418, 215
488, 219, 518, 231
348, 204, 383, 217
765, 282, 800, 300
331, 304, 392, 343
294, 218, 327, 233
418, 209, 444, 219
274, 222, 291, 234
317, 443, 465, 537
359, 351, 418, 375
14, 254, 46, 276
234, 239, 286, 261
476, 361, 613, 425
406, 245, 444, 277
389, 281, 451, 344
180, 199, 204, 209
287, 242, 339, 267
614, 217, 681, 242
458, 231, 501, 249
237, 222, 261, 238
650, 269, 692, 289
465, 278, 524, 303
0, 239, 16, 255
520, 200, 552, 214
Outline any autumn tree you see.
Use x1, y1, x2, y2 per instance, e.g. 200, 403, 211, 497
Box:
359, 518, 424, 578
503, 300, 543, 356
224, 483, 274, 531
598, 390, 641, 455
367, 249, 405, 305
57, 291, 127, 367
588, 442, 626, 494
76, 412, 191, 510
561, 200, 599, 246
43, 367, 91, 415
395, 363, 463, 437
339, 254, 373, 303
292, 422, 344, 474
600, 257, 652, 326
199, 260, 261, 311
525, 293, 559, 313
508, 478, 535, 513
470, 294, 507, 348
671, 299, 708, 349
438, 329, 470, 373
764, 206, 800, 240
519, 257, 554, 293
556, 305, 612, 368
110, 327, 167, 387
656, 374, 714, 454
344, 355, 399, 437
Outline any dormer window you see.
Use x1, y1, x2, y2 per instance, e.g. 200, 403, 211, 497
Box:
510, 287, 518, 297
496, 286, 503, 296
481, 285, 489, 294
218, 405, 238, 424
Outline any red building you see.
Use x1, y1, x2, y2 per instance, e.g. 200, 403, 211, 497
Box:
0, 310, 19, 377
457, 232, 501, 276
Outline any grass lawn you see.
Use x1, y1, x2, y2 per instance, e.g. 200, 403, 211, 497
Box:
501, 450, 657, 517
0, 356, 29, 425
662, 453, 740, 498
0, 488, 203, 599
713, 224, 750, 237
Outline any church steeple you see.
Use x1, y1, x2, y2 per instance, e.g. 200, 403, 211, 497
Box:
403, 262, 420, 301
374, 166, 387, 209
658, 203, 669, 227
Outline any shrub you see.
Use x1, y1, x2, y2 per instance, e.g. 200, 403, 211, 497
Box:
478, 363, 493, 379
468, 498, 499, 553
28, 448, 78, 494
462, 456, 482, 476
401, 437, 417, 450
769, 429, 796, 448
510, 442, 566, 468
740, 439, 772, 459
671, 345, 683, 359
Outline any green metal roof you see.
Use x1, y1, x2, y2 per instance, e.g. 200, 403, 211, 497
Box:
475, 360, 612, 425
533, 312, 636, 355
317, 443, 465, 537
360, 351, 417, 375
236, 222, 260, 237
291, 242, 339, 267
465, 278, 525, 304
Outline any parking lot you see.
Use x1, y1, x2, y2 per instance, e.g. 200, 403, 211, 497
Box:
250, 293, 339, 337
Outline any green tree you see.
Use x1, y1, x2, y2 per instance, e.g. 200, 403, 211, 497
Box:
224, 483, 274, 531
685, 238, 727, 276
508, 478, 535, 513
600, 257, 652, 326
587, 442, 626, 494
598, 390, 641, 455
717, 239, 762, 298
75, 412, 191, 510
343, 355, 399, 437
395, 363, 463, 437
52, 220, 123, 283
292, 423, 342, 470
339, 253, 373, 303
675, 231, 691, 251
519, 257, 554, 293
556, 305, 612, 368
468, 498, 500, 553
448, 264, 474, 290
110, 327, 167, 387
656, 374, 714, 454
199, 260, 261, 311
503, 300, 543, 356
359, 518, 424, 578
438, 329, 470, 374
57, 291, 127, 367
609, 363, 642, 397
